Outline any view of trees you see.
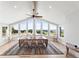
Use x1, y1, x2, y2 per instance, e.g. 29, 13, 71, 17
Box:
28, 29, 33, 33
21, 30, 26, 33
12, 27, 18, 34
42, 30, 48, 35
36, 30, 41, 34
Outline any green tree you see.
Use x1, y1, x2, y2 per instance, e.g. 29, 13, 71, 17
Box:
12, 27, 18, 33
28, 29, 32, 33
36, 30, 41, 34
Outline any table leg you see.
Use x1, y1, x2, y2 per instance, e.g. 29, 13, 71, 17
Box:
66, 46, 69, 56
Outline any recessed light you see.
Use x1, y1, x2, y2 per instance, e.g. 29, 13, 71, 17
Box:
14, 6, 17, 8
49, 6, 52, 9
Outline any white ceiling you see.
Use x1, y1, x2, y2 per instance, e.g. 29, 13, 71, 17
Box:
0, 1, 79, 25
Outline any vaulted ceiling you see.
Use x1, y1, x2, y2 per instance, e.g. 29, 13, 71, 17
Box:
0, 1, 79, 25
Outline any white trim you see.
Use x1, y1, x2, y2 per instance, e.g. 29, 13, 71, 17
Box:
26, 21, 28, 36
18, 24, 21, 38
48, 23, 50, 37
9, 17, 32, 25
41, 21, 42, 37
33, 18, 35, 38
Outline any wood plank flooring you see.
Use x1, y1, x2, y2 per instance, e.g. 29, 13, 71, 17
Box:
2, 42, 63, 55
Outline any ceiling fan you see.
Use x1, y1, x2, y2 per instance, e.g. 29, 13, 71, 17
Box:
26, 1, 43, 18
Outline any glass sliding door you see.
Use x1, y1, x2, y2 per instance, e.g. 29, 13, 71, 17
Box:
50, 24, 57, 38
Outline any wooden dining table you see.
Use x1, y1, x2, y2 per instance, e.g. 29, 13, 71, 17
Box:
19, 36, 48, 48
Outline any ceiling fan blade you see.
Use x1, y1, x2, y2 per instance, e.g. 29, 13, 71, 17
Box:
35, 16, 43, 18
25, 1, 43, 19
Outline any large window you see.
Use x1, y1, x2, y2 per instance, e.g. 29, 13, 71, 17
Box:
9, 18, 58, 39
50, 24, 57, 37
28, 19, 33, 35
42, 21, 48, 36
35, 20, 41, 35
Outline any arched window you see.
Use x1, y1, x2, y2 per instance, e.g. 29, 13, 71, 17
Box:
10, 18, 58, 39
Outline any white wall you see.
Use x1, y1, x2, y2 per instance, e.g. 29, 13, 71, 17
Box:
64, 9, 79, 46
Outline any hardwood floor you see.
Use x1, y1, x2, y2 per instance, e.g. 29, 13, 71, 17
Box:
2, 42, 63, 55
0, 40, 76, 58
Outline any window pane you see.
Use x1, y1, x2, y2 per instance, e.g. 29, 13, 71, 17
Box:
42, 21, 48, 36
2, 27, 7, 37
50, 24, 57, 37
11, 24, 19, 38
28, 19, 33, 35
20, 21, 26, 36
35, 20, 41, 35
